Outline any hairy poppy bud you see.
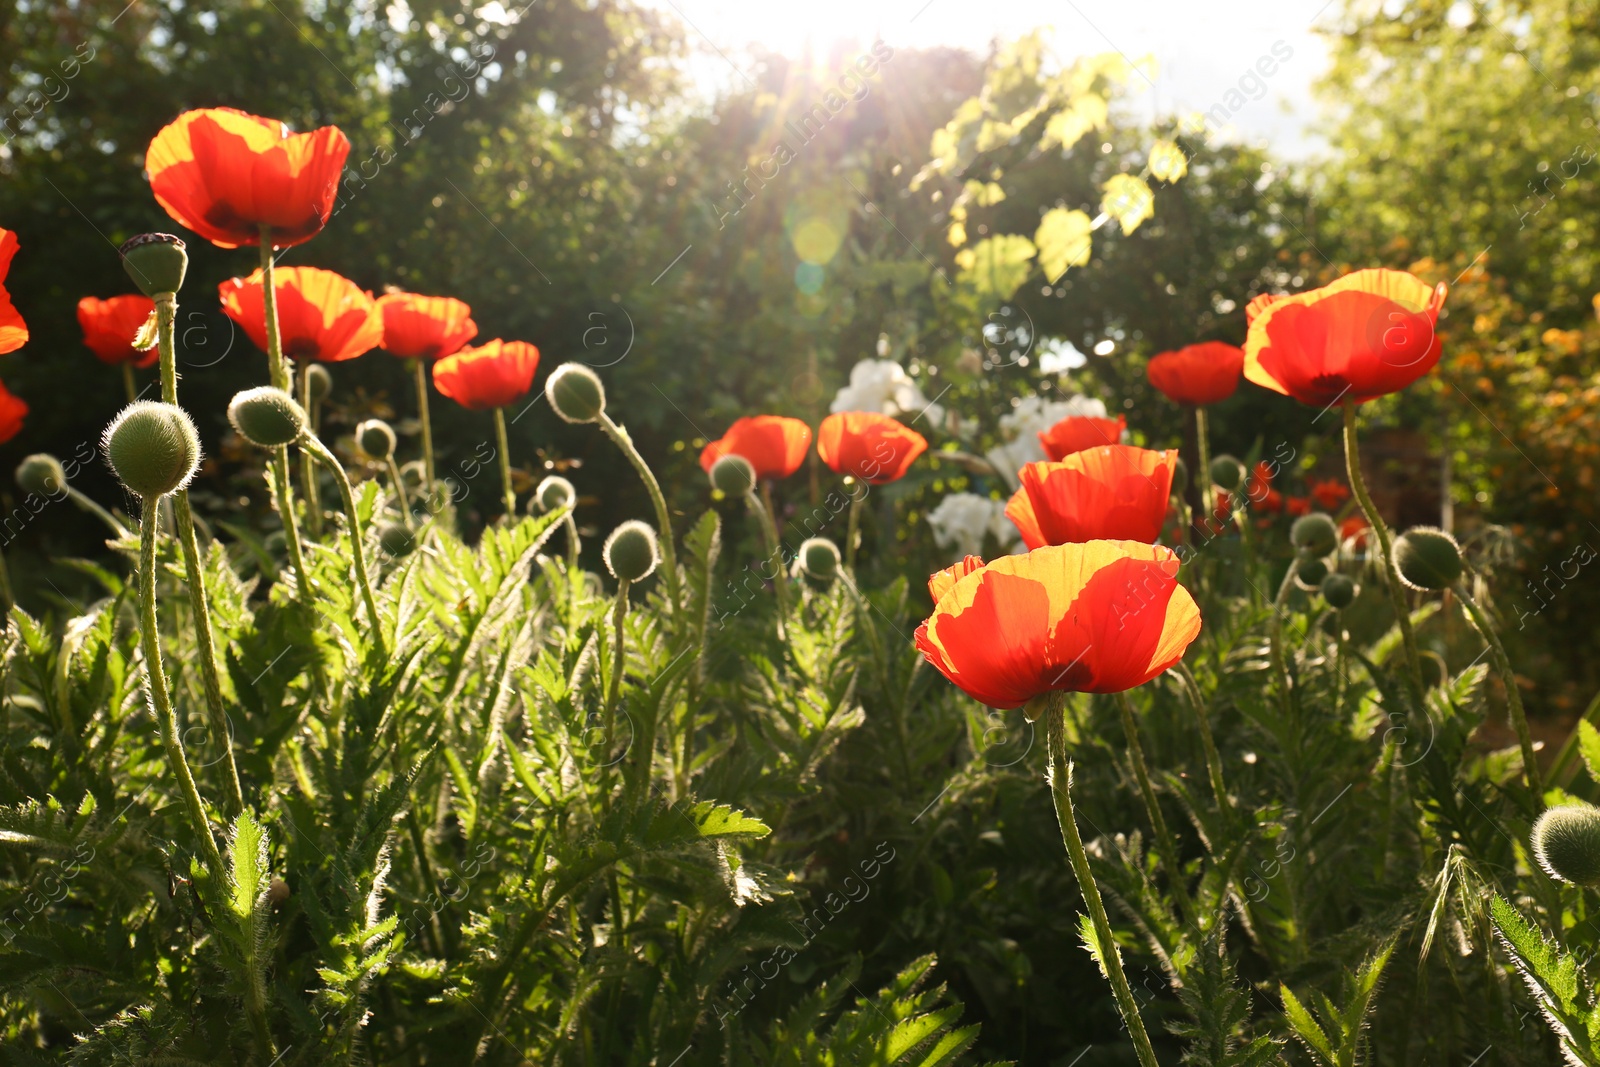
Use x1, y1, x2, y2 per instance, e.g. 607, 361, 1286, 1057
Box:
603, 520, 659, 583
709, 454, 756, 497
15, 453, 65, 497
1320, 572, 1356, 609
1394, 526, 1463, 591
103, 401, 200, 498
534, 474, 575, 513
1294, 556, 1329, 590
377, 521, 415, 557
1532, 804, 1600, 887
228, 387, 307, 448
119, 233, 188, 297
356, 418, 396, 460
546, 363, 606, 424
305, 363, 332, 404
1291, 512, 1338, 558
797, 537, 841, 585
1209, 454, 1244, 492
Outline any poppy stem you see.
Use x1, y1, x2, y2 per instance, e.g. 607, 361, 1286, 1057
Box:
492, 406, 516, 519
747, 484, 791, 640
845, 488, 864, 572
411, 359, 436, 494
301, 434, 387, 658
385, 456, 413, 528
1269, 561, 1296, 721
121, 361, 137, 405
1045, 699, 1162, 1067
256, 227, 312, 603
1193, 405, 1214, 520
1115, 691, 1197, 927
1173, 661, 1231, 823
155, 291, 245, 816
1456, 579, 1544, 802
67, 487, 129, 540
1341, 401, 1425, 706
258, 227, 288, 391
604, 578, 631, 757
596, 411, 681, 611
297, 362, 324, 539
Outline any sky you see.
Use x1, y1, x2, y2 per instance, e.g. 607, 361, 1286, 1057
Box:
639, 0, 1338, 156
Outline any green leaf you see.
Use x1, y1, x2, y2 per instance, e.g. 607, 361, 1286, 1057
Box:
1280, 985, 1336, 1065
1577, 719, 1600, 783
1101, 173, 1154, 233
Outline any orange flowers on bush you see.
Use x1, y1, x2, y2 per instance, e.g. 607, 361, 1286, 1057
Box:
1310, 479, 1350, 510
916, 540, 1202, 707
220, 267, 382, 364
1243, 269, 1448, 406
377, 292, 478, 361
1037, 414, 1125, 461
1145, 342, 1244, 406
146, 108, 350, 249
817, 412, 926, 484
0, 228, 27, 354
1246, 461, 1282, 514
78, 295, 158, 368
0, 380, 27, 443
700, 416, 812, 480
1340, 515, 1370, 545
1005, 445, 1178, 549
433, 340, 540, 410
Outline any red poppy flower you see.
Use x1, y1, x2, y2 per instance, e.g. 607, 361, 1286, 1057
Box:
817, 412, 926, 484
1146, 342, 1245, 406
928, 555, 984, 603
146, 108, 350, 249
1037, 414, 1126, 461
377, 292, 478, 361
220, 267, 382, 364
0, 379, 28, 443
1287, 496, 1312, 517
1005, 445, 1178, 549
1309, 479, 1350, 511
0, 229, 28, 354
700, 416, 812, 480
1245, 461, 1282, 514
1340, 515, 1370, 546
1245, 292, 1286, 326
1244, 269, 1449, 407
916, 540, 1202, 707
433, 339, 541, 411
78, 295, 158, 368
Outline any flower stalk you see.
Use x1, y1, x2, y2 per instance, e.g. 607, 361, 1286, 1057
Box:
412, 358, 436, 494
1457, 580, 1543, 801
297, 361, 324, 539
493, 406, 516, 519
597, 411, 680, 608
301, 434, 386, 657
256, 228, 312, 602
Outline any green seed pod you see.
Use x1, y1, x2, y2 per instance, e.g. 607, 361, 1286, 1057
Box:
1532, 804, 1600, 887
797, 537, 841, 584
1170, 457, 1189, 497
1291, 512, 1339, 558
227, 387, 307, 448
534, 474, 575, 513
546, 363, 606, 424
356, 418, 396, 461
103, 401, 200, 498
603, 520, 659, 583
119, 233, 188, 297
377, 521, 415, 557
305, 364, 333, 404
15, 453, 66, 498
709, 454, 757, 497
1209, 454, 1245, 492
1294, 556, 1329, 590
1394, 526, 1464, 591
1320, 572, 1357, 610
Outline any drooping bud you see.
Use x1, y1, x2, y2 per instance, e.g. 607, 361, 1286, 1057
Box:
356, 418, 396, 461
534, 474, 575, 513
1320, 573, 1356, 609
15, 453, 66, 497
377, 521, 415, 557
709, 454, 757, 497
305, 364, 333, 404
1294, 556, 1329, 590
119, 233, 188, 297
796, 537, 841, 585
1209, 454, 1245, 492
546, 363, 606, 424
227, 387, 307, 448
603, 519, 659, 583
1290, 512, 1338, 558
1532, 804, 1600, 887
103, 401, 201, 498
1394, 526, 1464, 591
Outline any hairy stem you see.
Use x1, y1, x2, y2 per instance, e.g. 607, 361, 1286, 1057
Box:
745, 486, 790, 641
1174, 661, 1231, 822
845, 488, 864, 572
385, 456, 413, 527
67, 487, 129, 539
303, 435, 386, 657
597, 412, 680, 611
411, 358, 436, 494
1116, 691, 1196, 926
1194, 404, 1214, 520
298, 361, 323, 539
1457, 582, 1544, 802
492, 406, 516, 519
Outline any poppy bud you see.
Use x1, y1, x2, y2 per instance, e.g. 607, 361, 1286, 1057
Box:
1532, 804, 1600, 887
377, 521, 415, 557
267, 876, 290, 905
228, 387, 307, 448
1170, 457, 1188, 496
1394, 526, 1463, 591
305, 364, 333, 404
1291, 512, 1338, 558
546, 363, 606, 424
1294, 557, 1329, 589
1209, 454, 1244, 492
534, 474, 575, 513
15, 453, 65, 497
356, 418, 396, 460
603, 519, 659, 583
119, 233, 188, 297
797, 537, 841, 585
103, 401, 200, 498
1320, 572, 1356, 609
709, 454, 756, 497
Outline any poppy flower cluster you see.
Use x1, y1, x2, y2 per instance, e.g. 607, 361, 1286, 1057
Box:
699, 410, 930, 489
1006, 446, 1179, 549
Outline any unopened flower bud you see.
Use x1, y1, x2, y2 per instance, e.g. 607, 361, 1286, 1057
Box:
1394, 526, 1463, 591
305, 364, 333, 404
546, 363, 606, 424
227, 387, 306, 448
1291, 512, 1338, 558
103, 401, 200, 498
119, 233, 188, 297
1294, 556, 1329, 589
534, 474, 575, 513
1320, 572, 1356, 609
356, 418, 396, 461
377, 521, 415, 557
603, 519, 659, 583
797, 537, 841, 584
1209, 454, 1245, 492
15, 453, 66, 497
709, 454, 756, 497
1532, 804, 1600, 887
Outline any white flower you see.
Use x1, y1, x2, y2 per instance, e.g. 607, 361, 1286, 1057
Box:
926, 492, 1020, 560
984, 394, 1114, 485
831, 359, 942, 426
